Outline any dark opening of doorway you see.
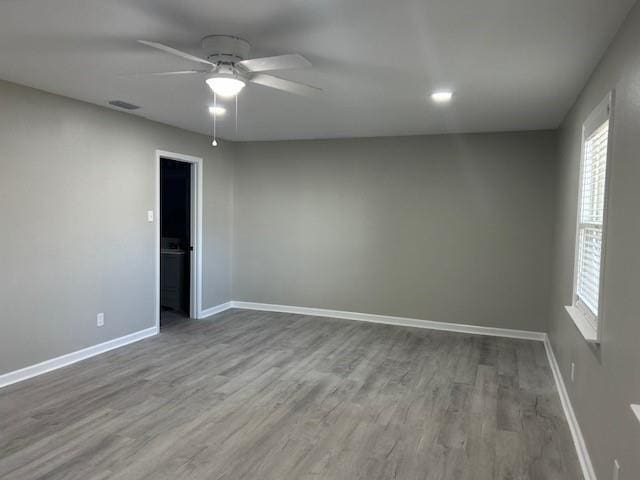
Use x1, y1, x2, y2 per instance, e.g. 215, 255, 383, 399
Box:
160, 158, 191, 324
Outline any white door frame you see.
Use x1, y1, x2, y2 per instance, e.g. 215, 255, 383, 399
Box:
155, 150, 203, 329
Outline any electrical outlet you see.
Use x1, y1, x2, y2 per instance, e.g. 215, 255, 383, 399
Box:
97, 312, 104, 327
570, 362, 576, 382
613, 459, 620, 480
147, 210, 154, 222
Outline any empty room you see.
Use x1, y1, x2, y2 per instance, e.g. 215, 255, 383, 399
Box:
1, 0, 639, 479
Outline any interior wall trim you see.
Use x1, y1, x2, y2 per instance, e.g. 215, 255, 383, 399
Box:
231, 301, 593, 479
155, 149, 204, 328
0, 326, 158, 389
199, 301, 234, 319
230, 301, 547, 341
543, 336, 597, 480
0, 299, 230, 389
0, 300, 592, 480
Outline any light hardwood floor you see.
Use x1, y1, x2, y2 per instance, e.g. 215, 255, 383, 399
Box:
0, 309, 582, 480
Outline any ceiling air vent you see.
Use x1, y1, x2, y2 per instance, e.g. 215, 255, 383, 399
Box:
108, 100, 140, 110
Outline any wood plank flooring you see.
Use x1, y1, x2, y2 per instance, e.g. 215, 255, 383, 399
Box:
0, 309, 582, 480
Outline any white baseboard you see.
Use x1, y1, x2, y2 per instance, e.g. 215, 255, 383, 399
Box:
230, 301, 546, 341
0, 299, 597, 480
231, 301, 592, 479
0, 326, 158, 389
0, 300, 232, 389
543, 335, 596, 480
199, 301, 233, 319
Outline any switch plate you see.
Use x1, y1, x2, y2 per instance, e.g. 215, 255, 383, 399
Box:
570, 362, 575, 382
613, 459, 620, 480
147, 210, 154, 222
97, 312, 104, 327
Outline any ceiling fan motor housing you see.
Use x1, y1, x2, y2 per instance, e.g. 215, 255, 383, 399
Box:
201, 35, 251, 64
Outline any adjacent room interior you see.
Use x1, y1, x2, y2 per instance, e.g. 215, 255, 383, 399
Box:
1, 1, 639, 479
160, 157, 192, 322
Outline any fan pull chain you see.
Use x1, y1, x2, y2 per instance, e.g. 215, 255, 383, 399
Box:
212, 93, 218, 147
235, 95, 238, 137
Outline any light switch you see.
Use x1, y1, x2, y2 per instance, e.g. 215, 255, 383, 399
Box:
147, 210, 154, 222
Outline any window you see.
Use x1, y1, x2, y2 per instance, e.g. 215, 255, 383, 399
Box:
566, 92, 613, 343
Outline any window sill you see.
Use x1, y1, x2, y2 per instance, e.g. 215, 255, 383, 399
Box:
632, 405, 640, 424
564, 305, 599, 343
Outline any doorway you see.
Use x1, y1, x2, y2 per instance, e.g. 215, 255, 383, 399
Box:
155, 150, 203, 329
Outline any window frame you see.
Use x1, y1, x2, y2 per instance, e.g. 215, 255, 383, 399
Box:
566, 91, 614, 344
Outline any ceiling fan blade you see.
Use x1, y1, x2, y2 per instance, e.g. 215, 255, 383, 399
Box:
119, 70, 209, 78
237, 54, 311, 73
250, 74, 322, 96
138, 40, 214, 66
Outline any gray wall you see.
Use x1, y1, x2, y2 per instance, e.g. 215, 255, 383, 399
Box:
0, 80, 234, 375
548, 2, 640, 477
233, 132, 557, 332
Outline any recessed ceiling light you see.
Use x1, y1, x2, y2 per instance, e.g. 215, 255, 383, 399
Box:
431, 91, 453, 103
209, 105, 226, 116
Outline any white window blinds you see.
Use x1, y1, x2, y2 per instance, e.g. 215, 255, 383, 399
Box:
576, 119, 609, 321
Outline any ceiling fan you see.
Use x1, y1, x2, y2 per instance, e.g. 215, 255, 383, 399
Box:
135, 35, 322, 98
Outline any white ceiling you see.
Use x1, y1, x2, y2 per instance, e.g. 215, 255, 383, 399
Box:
0, 0, 635, 141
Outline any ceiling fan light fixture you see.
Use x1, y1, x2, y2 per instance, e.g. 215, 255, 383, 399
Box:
206, 76, 246, 98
